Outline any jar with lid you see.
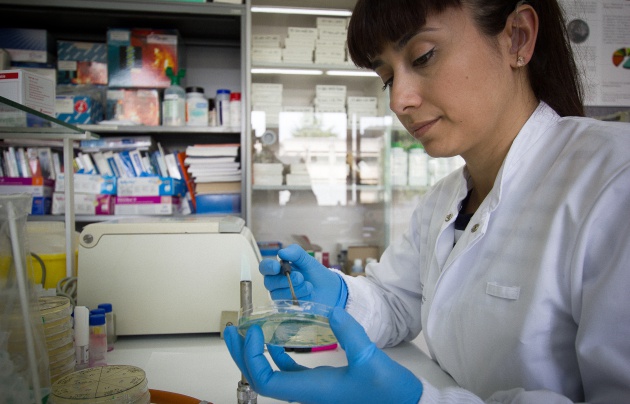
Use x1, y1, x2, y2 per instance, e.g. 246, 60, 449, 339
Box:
186, 87, 209, 126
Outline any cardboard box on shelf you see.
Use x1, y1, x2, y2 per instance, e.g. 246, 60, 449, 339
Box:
346, 245, 380, 275
0, 69, 55, 127
107, 28, 183, 88
57, 41, 108, 85
0, 28, 55, 64
105, 89, 160, 126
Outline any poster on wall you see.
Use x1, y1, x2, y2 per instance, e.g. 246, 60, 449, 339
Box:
560, 0, 630, 106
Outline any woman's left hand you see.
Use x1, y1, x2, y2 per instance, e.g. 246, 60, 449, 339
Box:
224, 307, 424, 404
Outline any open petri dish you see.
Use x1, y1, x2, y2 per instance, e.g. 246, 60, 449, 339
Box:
238, 300, 337, 348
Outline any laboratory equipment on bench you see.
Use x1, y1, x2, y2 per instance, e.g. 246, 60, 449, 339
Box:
77, 216, 270, 336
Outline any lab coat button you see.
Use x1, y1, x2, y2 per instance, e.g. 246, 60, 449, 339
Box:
471, 224, 480, 233
445, 213, 454, 221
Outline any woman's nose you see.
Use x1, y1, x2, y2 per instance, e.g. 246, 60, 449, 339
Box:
389, 76, 422, 115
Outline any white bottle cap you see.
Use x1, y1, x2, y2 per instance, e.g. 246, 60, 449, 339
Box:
74, 306, 90, 346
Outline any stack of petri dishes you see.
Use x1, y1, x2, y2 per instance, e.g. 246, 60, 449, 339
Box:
50, 365, 150, 404
39, 296, 75, 383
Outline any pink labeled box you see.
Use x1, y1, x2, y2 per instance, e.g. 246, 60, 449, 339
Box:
114, 196, 180, 215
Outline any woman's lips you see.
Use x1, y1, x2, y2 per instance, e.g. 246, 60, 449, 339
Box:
410, 118, 439, 139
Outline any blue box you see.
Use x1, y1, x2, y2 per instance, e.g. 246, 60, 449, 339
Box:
57, 41, 108, 85
0, 28, 55, 64
195, 193, 241, 214
55, 94, 104, 124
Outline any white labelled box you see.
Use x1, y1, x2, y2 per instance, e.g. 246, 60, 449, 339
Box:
287, 27, 318, 38
252, 47, 282, 63
252, 35, 281, 47
55, 173, 117, 195
318, 28, 347, 39
114, 196, 180, 215
51, 192, 114, 215
347, 96, 378, 107
0, 69, 55, 116
284, 37, 316, 48
316, 17, 348, 28
251, 92, 283, 105
117, 177, 186, 197
252, 83, 283, 93
315, 85, 347, 98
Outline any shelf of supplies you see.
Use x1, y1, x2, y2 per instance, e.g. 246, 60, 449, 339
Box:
0, 95, 99, 278
78, 125, 242, 135
253, 184, 384, 192
0, 0, 245, 45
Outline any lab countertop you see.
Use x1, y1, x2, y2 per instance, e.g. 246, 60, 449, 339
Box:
107, 333, 458, 403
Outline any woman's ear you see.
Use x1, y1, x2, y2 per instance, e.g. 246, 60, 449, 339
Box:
506, 4, 539, 67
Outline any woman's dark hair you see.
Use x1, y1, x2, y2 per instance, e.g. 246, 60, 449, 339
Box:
347, 0, 584, 117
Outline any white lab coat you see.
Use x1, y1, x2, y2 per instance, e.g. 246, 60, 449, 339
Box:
342, 102, 630, 403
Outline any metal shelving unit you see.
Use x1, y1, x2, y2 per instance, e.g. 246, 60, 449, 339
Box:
0, 95, 98, 278
0, 0, 254, 223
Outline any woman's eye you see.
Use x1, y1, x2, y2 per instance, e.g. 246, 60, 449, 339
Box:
413, 47, 435, 67
381, 78, 393, 92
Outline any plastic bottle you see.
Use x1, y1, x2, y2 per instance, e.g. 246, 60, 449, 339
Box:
229, 91, 241, 129
208, 98, 217, 126
216, 89, 231, 127
351, 258, 364, 274
185, 86, 209, 126
162, 67, 186, 126
89, 314, 107, 367
74, 306, 90, 371
98, 303, 116, 351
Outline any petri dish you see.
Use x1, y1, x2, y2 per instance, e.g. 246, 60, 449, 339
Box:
39, 296, 73, 324
50, 365, 149, 404
238, 300, 337, 348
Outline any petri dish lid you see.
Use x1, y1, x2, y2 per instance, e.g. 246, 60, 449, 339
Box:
39, 296, 72, 324
51, 365, 149, 404
43, 315, 73, 337
46, 328, 74, 351
238, 300, 337, 348
48, 340, 75, 364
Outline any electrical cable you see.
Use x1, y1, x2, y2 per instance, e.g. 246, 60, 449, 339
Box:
56, 276, 78, 307
30, 252, 46, 287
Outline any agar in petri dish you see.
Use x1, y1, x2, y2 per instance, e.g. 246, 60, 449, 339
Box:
238, 300, 337, 348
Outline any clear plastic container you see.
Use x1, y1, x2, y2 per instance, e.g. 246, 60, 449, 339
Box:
238, 300, 337, 348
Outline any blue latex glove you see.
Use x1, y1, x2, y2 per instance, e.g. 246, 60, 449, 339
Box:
259, 244, 347, 309
224, 307, 423, 404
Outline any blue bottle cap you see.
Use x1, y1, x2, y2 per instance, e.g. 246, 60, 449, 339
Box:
90, 308, 106, 316
216, 89, 231, 94
90, 314, 106, 326
98, 303, 113, 313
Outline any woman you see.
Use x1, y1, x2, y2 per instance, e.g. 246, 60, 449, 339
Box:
226, 0, 630, 402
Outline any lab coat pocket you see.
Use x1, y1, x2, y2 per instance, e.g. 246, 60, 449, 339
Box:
485, 282, 521, 300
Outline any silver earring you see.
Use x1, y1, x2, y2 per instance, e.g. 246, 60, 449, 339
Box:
517, 56, 525, 67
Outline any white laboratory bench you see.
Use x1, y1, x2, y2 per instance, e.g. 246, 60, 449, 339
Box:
107, 333, 458, 403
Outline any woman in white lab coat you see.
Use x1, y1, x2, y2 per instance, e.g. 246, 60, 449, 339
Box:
225, 0, 630, 402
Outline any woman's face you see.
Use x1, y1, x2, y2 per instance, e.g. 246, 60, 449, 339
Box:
371, 6, 519, 161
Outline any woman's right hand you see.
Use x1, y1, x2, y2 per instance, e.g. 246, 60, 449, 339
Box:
258, 244, 347, 309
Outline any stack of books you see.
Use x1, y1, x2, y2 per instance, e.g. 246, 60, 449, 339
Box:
184, 143, 242, 214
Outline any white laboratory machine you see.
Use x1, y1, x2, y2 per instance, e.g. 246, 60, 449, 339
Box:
77, 216, 270, 336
